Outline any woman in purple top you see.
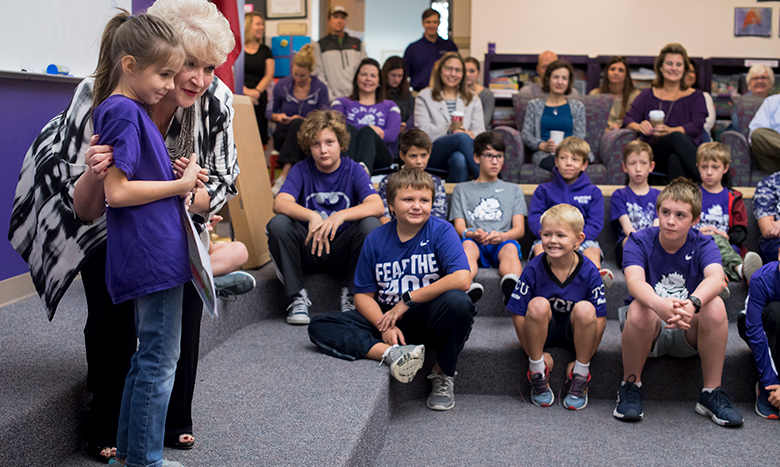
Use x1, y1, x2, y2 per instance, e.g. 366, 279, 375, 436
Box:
270, 44, 330, 194
331, 58, 400, 175
623, 43, 707, 183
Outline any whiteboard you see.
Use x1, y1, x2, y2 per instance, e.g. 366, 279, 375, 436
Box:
0, 0, 132, 77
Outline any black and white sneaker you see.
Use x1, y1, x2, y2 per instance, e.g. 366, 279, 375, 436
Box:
286, 289, 311, 325
340, 287, 356, 313
500, 273, 519, 306
695, 387, 744, 427
467, 282, 484, 303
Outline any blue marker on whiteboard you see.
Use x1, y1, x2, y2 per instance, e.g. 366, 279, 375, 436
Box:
46, 64, 70, 75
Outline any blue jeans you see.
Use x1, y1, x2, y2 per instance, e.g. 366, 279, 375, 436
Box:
116, 285, 184, 467
429, 133, 478, 182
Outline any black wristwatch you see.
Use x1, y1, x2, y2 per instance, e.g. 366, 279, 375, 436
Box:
402, 291, 415, 307
689, 295, 702, 314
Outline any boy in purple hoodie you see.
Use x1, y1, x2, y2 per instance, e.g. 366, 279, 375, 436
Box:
528, 137, 613, 287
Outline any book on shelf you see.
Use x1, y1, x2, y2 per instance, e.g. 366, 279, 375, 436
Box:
489, 66, 525, 78
491, 89, 519, 99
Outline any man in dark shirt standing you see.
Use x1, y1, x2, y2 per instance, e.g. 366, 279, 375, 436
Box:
403, 8, 459, 92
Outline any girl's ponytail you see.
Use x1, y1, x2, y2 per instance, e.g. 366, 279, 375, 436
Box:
92, 10, 131, 114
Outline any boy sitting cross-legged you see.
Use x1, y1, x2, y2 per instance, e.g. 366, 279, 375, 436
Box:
450, 131, 527, 305
614, 177, 743, 427
695, 142, 762, 287
610, 141, 660, 266
308, 168, 476, 411
507, 204, 607, 410
528, 136, 613, 287
267, 110, 384, 325
377, 129, 448, 224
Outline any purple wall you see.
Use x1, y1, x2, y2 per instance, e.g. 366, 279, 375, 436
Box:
0, 74, 79, 282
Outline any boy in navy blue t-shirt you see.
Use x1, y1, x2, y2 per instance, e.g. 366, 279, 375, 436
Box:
267, 110, 384, 325
308, 168, 475, 411
528, 136, 613, 287
507, 204, 606, 410
614, 178, 743, 427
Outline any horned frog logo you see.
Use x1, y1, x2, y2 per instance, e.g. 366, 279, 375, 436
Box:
626, 202, 655, 230
654, 272, 689, 300
700, 204, 728, 231
468, 197, 502, 222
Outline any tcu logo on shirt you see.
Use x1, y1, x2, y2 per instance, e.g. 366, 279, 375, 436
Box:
549, 297, 575, 313
573, 195, 591, 205
592, 284, 606, 305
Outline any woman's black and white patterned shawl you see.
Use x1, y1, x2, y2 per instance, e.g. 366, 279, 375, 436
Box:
8, 76, 239, 320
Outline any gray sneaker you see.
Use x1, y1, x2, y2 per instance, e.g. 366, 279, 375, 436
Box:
214, 271, 256, 299
381, 344, 425, 383
427, 371, 456, 411
286, 289, 311, 325
161, 461, 184, 467
340, 287, 356, 313
743, 251, 763, 283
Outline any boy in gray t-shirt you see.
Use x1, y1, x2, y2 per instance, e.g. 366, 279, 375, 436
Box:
450, 132, 528, 305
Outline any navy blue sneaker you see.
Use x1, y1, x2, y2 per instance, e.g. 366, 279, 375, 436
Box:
755, 382, 779, 419
695, 387, 744, 427
613, 375, 643, 421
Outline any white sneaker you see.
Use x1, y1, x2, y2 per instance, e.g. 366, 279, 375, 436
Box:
286, 289, 311, 325
271, 175, 286, 197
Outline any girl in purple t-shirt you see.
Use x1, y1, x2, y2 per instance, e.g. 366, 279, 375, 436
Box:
90, 12, 208, 467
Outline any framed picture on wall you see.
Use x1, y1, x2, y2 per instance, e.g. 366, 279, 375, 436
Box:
266, 0, 307, 19
734, 7, 772, 37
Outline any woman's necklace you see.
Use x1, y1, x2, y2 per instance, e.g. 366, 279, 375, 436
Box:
148, 104, 196, 164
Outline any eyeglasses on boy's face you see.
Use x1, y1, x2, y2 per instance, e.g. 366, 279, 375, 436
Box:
480, 153, 504, 161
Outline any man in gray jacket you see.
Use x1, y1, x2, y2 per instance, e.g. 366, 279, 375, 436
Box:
312, 6, 367, 100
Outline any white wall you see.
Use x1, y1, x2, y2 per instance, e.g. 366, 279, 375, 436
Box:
0, 0, 133, 77
266, 0, 319, 41
471, 0, 780, 59
364, 0, 430, 65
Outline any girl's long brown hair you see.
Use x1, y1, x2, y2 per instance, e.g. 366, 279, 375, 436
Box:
598, 56, 636, 122
92, 10, 184, 115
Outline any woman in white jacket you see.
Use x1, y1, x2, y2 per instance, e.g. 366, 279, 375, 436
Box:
415, 52, 486, 182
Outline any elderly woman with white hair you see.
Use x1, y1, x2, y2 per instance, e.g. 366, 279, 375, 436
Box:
730, 64, 776, 134
8, 0, 237, 462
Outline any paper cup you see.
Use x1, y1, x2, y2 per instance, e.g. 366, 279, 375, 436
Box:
648, 110, 665, 127
450, 111, 465, 132
550, 130, 564, 145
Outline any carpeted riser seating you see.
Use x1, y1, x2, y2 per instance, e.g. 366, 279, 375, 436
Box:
0, 194, 766, 466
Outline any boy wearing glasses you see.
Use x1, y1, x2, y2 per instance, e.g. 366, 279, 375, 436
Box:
450, 131, 527, 305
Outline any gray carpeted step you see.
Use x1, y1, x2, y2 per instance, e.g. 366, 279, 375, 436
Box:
376, 395, 780, 466
391, 317, 758, 405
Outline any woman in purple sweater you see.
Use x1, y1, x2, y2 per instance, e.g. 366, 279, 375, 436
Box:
623, 43, 707, 183
332, 58, 401, 174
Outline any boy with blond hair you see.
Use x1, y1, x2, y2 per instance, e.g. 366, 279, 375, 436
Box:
528, 136, 613, 287
614, 177, 743, 427
610, 141, 660, 265
450, 131, 527, 305
695, 142, 761, 284
308, 168, 475, 411
508, 204, 606, 410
